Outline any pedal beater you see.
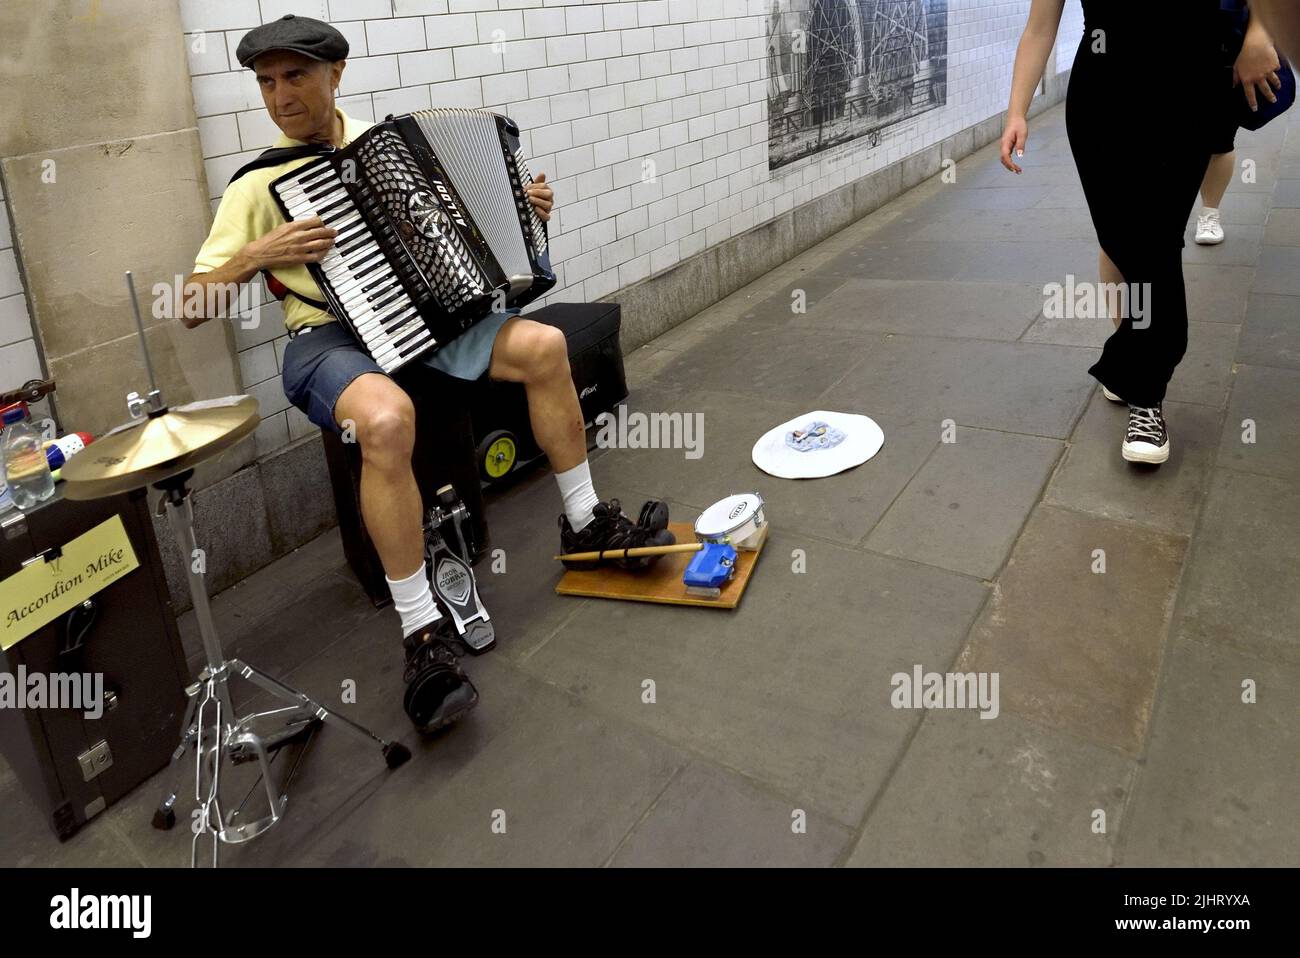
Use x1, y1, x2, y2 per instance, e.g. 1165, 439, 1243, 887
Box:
426, 485, 496, 654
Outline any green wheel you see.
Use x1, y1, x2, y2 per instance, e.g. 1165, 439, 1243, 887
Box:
478, 430, 518, 483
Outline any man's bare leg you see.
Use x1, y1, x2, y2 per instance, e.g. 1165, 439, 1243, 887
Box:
486, 315, 674, 564
488, 317, 585, 470
333, 373, 425, 578
332, 371, 476, 731
488, 317, 599, 529
333, 372, 442, 645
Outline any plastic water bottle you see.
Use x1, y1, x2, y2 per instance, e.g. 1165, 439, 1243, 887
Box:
2, 405, 55, 509
0, 412, 9, 513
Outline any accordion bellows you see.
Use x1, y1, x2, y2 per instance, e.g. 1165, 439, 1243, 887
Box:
271, 108, 555, 373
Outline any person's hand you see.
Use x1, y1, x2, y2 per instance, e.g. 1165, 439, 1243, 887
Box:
526, 172, 554, 222
245, 217, 338, 269
1000, 114, 1028, 173
1234, 36, 1283, 112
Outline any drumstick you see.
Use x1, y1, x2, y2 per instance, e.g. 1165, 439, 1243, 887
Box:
553, 542, 705, 563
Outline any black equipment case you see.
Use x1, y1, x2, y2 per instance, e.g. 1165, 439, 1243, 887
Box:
0, 489, 189, 841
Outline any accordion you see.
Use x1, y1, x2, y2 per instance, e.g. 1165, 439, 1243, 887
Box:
270, 109, 555, 373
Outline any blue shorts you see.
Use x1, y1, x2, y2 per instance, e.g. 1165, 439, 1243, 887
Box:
280, 310, 518, 433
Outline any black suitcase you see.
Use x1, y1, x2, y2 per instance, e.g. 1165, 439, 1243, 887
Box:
0, 489, 189, 841
469, 302, 628, 484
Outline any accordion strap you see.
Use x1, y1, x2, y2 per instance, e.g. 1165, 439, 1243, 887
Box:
227, 144, 338, 316
261, 270, 332, 314
226, 144, 335, 187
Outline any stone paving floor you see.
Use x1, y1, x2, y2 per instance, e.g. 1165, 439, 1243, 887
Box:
4, 103, 1298, 867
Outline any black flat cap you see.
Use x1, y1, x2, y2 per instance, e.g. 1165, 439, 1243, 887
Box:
236, 14, 349, 68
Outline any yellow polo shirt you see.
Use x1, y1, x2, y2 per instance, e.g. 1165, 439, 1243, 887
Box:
193, 109, 372, 332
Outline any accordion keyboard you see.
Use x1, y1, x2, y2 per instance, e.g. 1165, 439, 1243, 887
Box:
275, 162, 435, 371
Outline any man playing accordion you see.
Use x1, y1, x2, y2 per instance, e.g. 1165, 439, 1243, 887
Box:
182, 15, 672, 735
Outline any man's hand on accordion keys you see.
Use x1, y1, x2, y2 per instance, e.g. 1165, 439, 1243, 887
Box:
525, 172, 554, 222
245, 215, 339, 269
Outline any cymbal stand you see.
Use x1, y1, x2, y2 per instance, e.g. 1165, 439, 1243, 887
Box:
159, 473, 411, 867
72, 274, 412, 866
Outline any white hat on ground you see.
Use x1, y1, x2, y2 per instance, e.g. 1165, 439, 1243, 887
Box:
751, 410, 884, 479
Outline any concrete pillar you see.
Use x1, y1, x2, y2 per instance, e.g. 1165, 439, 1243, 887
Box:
0, 0, 247, 484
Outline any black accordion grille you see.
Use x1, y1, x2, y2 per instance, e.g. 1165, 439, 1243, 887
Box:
351, 127, 485, 312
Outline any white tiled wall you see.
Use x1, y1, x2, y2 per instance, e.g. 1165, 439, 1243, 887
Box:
0, 178, 43, 394
181, 0, 1050, 456
1056, 0, 1083, 74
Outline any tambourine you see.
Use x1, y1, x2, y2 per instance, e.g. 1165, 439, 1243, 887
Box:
694, 493, 767, 551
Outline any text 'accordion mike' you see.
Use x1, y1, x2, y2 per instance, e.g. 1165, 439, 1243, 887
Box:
270, 109, 556, 373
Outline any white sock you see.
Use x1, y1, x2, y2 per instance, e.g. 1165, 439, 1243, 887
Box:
386, 564, 441, 637
555, 459, 600, 532
1202, 206, 1219, 217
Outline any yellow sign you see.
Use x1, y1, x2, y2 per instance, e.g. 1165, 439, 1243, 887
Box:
0, 514, 140, 649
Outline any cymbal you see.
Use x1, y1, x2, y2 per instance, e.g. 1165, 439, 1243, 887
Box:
61, 396, 260, 500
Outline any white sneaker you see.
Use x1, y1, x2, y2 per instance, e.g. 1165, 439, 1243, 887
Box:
1122, 404, 1170, 464
1101, 385, 1124, 403
1194, 209, 1224, 245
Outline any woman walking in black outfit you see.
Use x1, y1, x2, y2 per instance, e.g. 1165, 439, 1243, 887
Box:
1001, 1, 1225, 465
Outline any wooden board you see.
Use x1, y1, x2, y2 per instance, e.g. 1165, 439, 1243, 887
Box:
555, 522, 767, 609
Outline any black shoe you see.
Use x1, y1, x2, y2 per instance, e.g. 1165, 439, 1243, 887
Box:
559, 498, 675, 571
402, 618, 479, 734
1122, 404, 1170, 465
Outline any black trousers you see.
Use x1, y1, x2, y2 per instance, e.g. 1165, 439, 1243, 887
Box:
1065, 8, 1222, 407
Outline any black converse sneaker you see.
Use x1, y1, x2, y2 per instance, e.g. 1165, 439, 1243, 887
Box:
1122, 404, 1170, 464
559, 498, 675, 571
402, 618, 479, 733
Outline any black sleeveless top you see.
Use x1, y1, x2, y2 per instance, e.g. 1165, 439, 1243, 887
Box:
1074, 0, 1227, 105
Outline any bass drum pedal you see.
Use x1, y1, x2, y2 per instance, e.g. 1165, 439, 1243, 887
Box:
425, 484, 495, 654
